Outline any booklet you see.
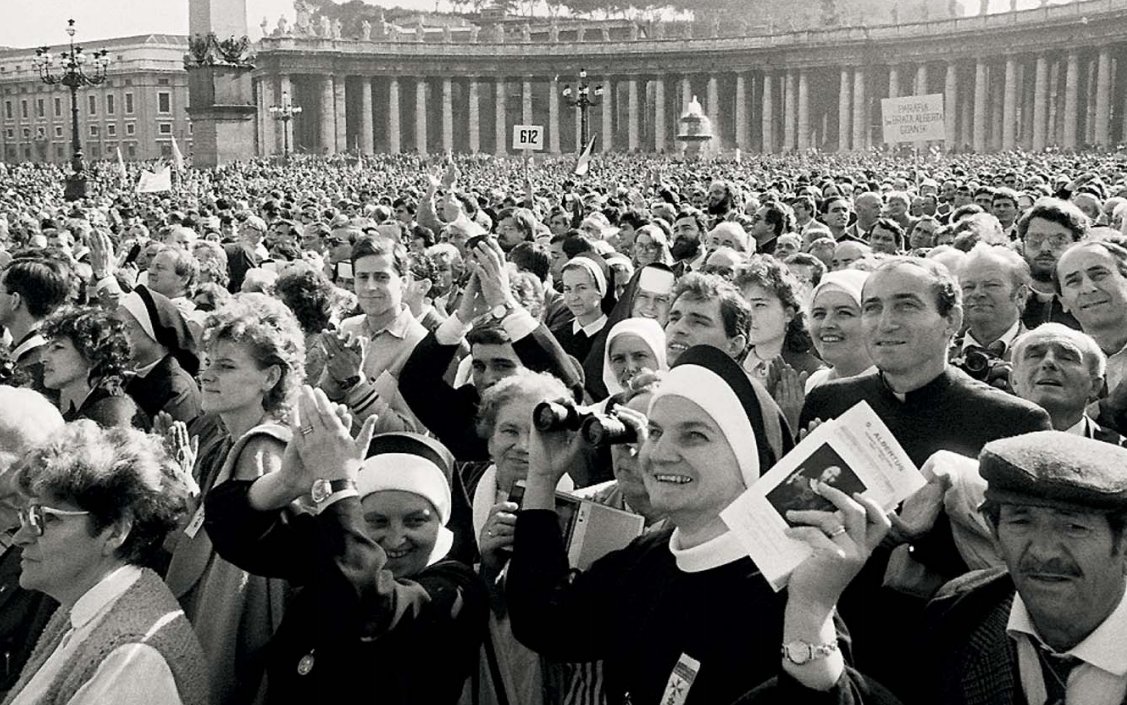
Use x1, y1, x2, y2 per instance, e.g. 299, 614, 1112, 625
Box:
720, 401, 925, 591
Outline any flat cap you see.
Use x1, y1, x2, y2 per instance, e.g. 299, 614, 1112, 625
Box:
981, 431, 1127, 512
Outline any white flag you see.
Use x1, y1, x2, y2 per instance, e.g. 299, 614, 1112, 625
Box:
116, 147, 126, 179
171, 137, 184, 172
573, 136, 597, 177
137, 166, 172, 193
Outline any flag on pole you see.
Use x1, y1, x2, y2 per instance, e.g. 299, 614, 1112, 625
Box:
137, 166, 172, 193
170, 136, 184, 172
116, 147, 126, 180
573, 136, 597, 176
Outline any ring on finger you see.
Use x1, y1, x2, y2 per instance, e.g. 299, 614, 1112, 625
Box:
300, 426, 314, 437
486, 529, 494, 538
825, 524, 847, 538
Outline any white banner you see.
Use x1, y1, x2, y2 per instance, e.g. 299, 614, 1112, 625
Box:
511, 124, 545, 151
136, 166, 172, 193
881, 94, 946, 144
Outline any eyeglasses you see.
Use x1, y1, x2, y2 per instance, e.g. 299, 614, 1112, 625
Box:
1024, 234, 1072, 250
18, 503, 90, 537
704, 265, 736, 279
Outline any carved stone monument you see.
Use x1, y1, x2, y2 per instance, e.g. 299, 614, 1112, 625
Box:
187, 0, 256, 167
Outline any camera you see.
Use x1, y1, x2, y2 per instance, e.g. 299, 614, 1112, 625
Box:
954, 348, 1013, 392
580, 412, 638, 447
533, 400, 590, 432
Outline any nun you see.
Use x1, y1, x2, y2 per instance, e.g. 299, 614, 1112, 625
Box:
549, 253, 616, 365
507, 345, 892, 704
597, 317, 668, 406
205, 391, 488, 705
114, 285, 202, 425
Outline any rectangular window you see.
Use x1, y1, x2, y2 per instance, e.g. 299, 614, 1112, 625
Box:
158, 123, 172, 135
127, 144, 135, 157
35, 99, 43, 118
106, 95, 115, 115
158, 78, 169, 86
88, 95, 96, 116
90, 125, 99, 137
88, 145, 99, 158
160, 143, 171, 157
125, 123, 135, 135
4, 128, 12, 139
21, 127, 29, 138
106, 124, 116, 136
54, 125, 62, 138
124, 93, 134, 115
157, 92, 171, 113
53, 97, 61, 117
20, 100, 27, 119
56, 145, 65, 159
4, 101, 10, 119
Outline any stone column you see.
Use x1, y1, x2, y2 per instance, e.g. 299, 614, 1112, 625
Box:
973, 59, 987, 152
944, 62, 958, 149
334, 76, 346, 152
601, 77, 613, 152
707, 74, 720, 147
1096, 46, 1112, 147
495, 78, 506, 156
1063, 51, 1079, 149
1032, 55, 1049, 151
783, 71, 797, 151
278, 74, 293, 152
319, 75, 335, 154
1002, 57, 1017, 150
915, 63, 929, 95
797, 70, 810, 152
735, 73, 748, 150
680, 75, 691, 111
888, 66, 899, 99
1048, 58, 1061, 147
627, 77, 640, 152
548, 77, 560, 154
654, 76, 666, 153
442, 77, 453, 153
359, 78, 374, 154
852, 67, 866, 151
388, 77, 401, 154
763, 72, 776, 153
522, 77, 533, 126
839, 68, 852, 151
468, 79, 481, 154
261, 77, 276, 156
415, 78, 428, 156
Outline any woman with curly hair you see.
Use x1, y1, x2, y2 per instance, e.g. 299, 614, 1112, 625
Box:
274, 264, 336, 384
734, 256, 825, 430
164, 292, 305, 705
40, 305, 144, 428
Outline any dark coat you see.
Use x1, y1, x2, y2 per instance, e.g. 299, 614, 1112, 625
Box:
125, 355, 201, 425
0, 545, 57, 698
63, 383, 148, 429
205, 481, 488, 705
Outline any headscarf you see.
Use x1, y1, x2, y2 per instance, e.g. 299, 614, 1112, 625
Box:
600, 318, 668, 397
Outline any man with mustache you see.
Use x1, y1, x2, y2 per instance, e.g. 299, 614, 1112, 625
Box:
1020, 199, 1085, 331
921, 431, 1127, 705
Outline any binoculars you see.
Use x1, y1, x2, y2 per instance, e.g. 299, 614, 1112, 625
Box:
532, 400, 638, 447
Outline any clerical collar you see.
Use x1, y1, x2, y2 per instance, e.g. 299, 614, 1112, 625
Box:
877, 366, 953, 404
668, 528, 749, 573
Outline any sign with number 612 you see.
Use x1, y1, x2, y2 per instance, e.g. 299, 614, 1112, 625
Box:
512, 124, 544, 151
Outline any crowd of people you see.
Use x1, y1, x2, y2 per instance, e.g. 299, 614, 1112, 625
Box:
0, 145, 1126, 704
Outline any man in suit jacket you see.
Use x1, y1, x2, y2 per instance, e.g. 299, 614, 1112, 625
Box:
0, 257, 70, 398
956, 243, 1031, 363
801, 257, 1051, 700
921, 432, 1127, 705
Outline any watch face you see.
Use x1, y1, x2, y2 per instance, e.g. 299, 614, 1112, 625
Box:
311, 479, 330, 503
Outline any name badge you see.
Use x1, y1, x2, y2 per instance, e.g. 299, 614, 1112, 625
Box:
183, 505, 205, 539
660, 653, 700, 705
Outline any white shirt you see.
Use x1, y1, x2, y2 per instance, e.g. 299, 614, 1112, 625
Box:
10, 565, 182, 705
571, 314, 608, 338
1007, 588, 1127, 705
962, 319, 1022, 356
1106, 341, 1127, 395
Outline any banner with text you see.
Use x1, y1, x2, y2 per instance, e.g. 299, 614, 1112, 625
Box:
881, 94, 946, 144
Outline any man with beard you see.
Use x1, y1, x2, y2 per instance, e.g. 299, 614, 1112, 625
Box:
671, 209, 708, 276
1020, 199, 1086, 331
707, 179, 737, 221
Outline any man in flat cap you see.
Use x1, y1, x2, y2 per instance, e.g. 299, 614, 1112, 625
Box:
922, 431, 1127, 705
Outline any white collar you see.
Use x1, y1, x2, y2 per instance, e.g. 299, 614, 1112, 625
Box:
70, 565, 142, 631
133, 356, 164, 378
1065, 416, 1092, 437
10, 331, 45, 361
668, 528, 749, 573
572, 314, 608, 338
963, 319, 1022, 353
1008, 586, 1127, 676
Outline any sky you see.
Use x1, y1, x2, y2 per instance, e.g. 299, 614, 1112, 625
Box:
0, 0, 1056, 49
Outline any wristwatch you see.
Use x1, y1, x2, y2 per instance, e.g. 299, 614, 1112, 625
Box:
780, 639, 839, 666
310, 478, 357, 504
490, 302, 514, 321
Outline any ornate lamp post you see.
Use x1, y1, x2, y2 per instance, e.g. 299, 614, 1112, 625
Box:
269, 92, 302, 160
33, 19, 109, 201
562, 68, 603, 151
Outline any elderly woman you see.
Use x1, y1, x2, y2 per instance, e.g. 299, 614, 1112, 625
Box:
40, 306, 143, 428
204, 388, 488, 704
600, 317, 668, 402
632, 224, 675, 269
472, 370, 579, 705
7, 420, 206, 705
805, 270, 875, 392
164, 293, 305, 705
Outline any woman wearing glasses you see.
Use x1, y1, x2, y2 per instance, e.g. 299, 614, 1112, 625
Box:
7, 420, 205, 705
